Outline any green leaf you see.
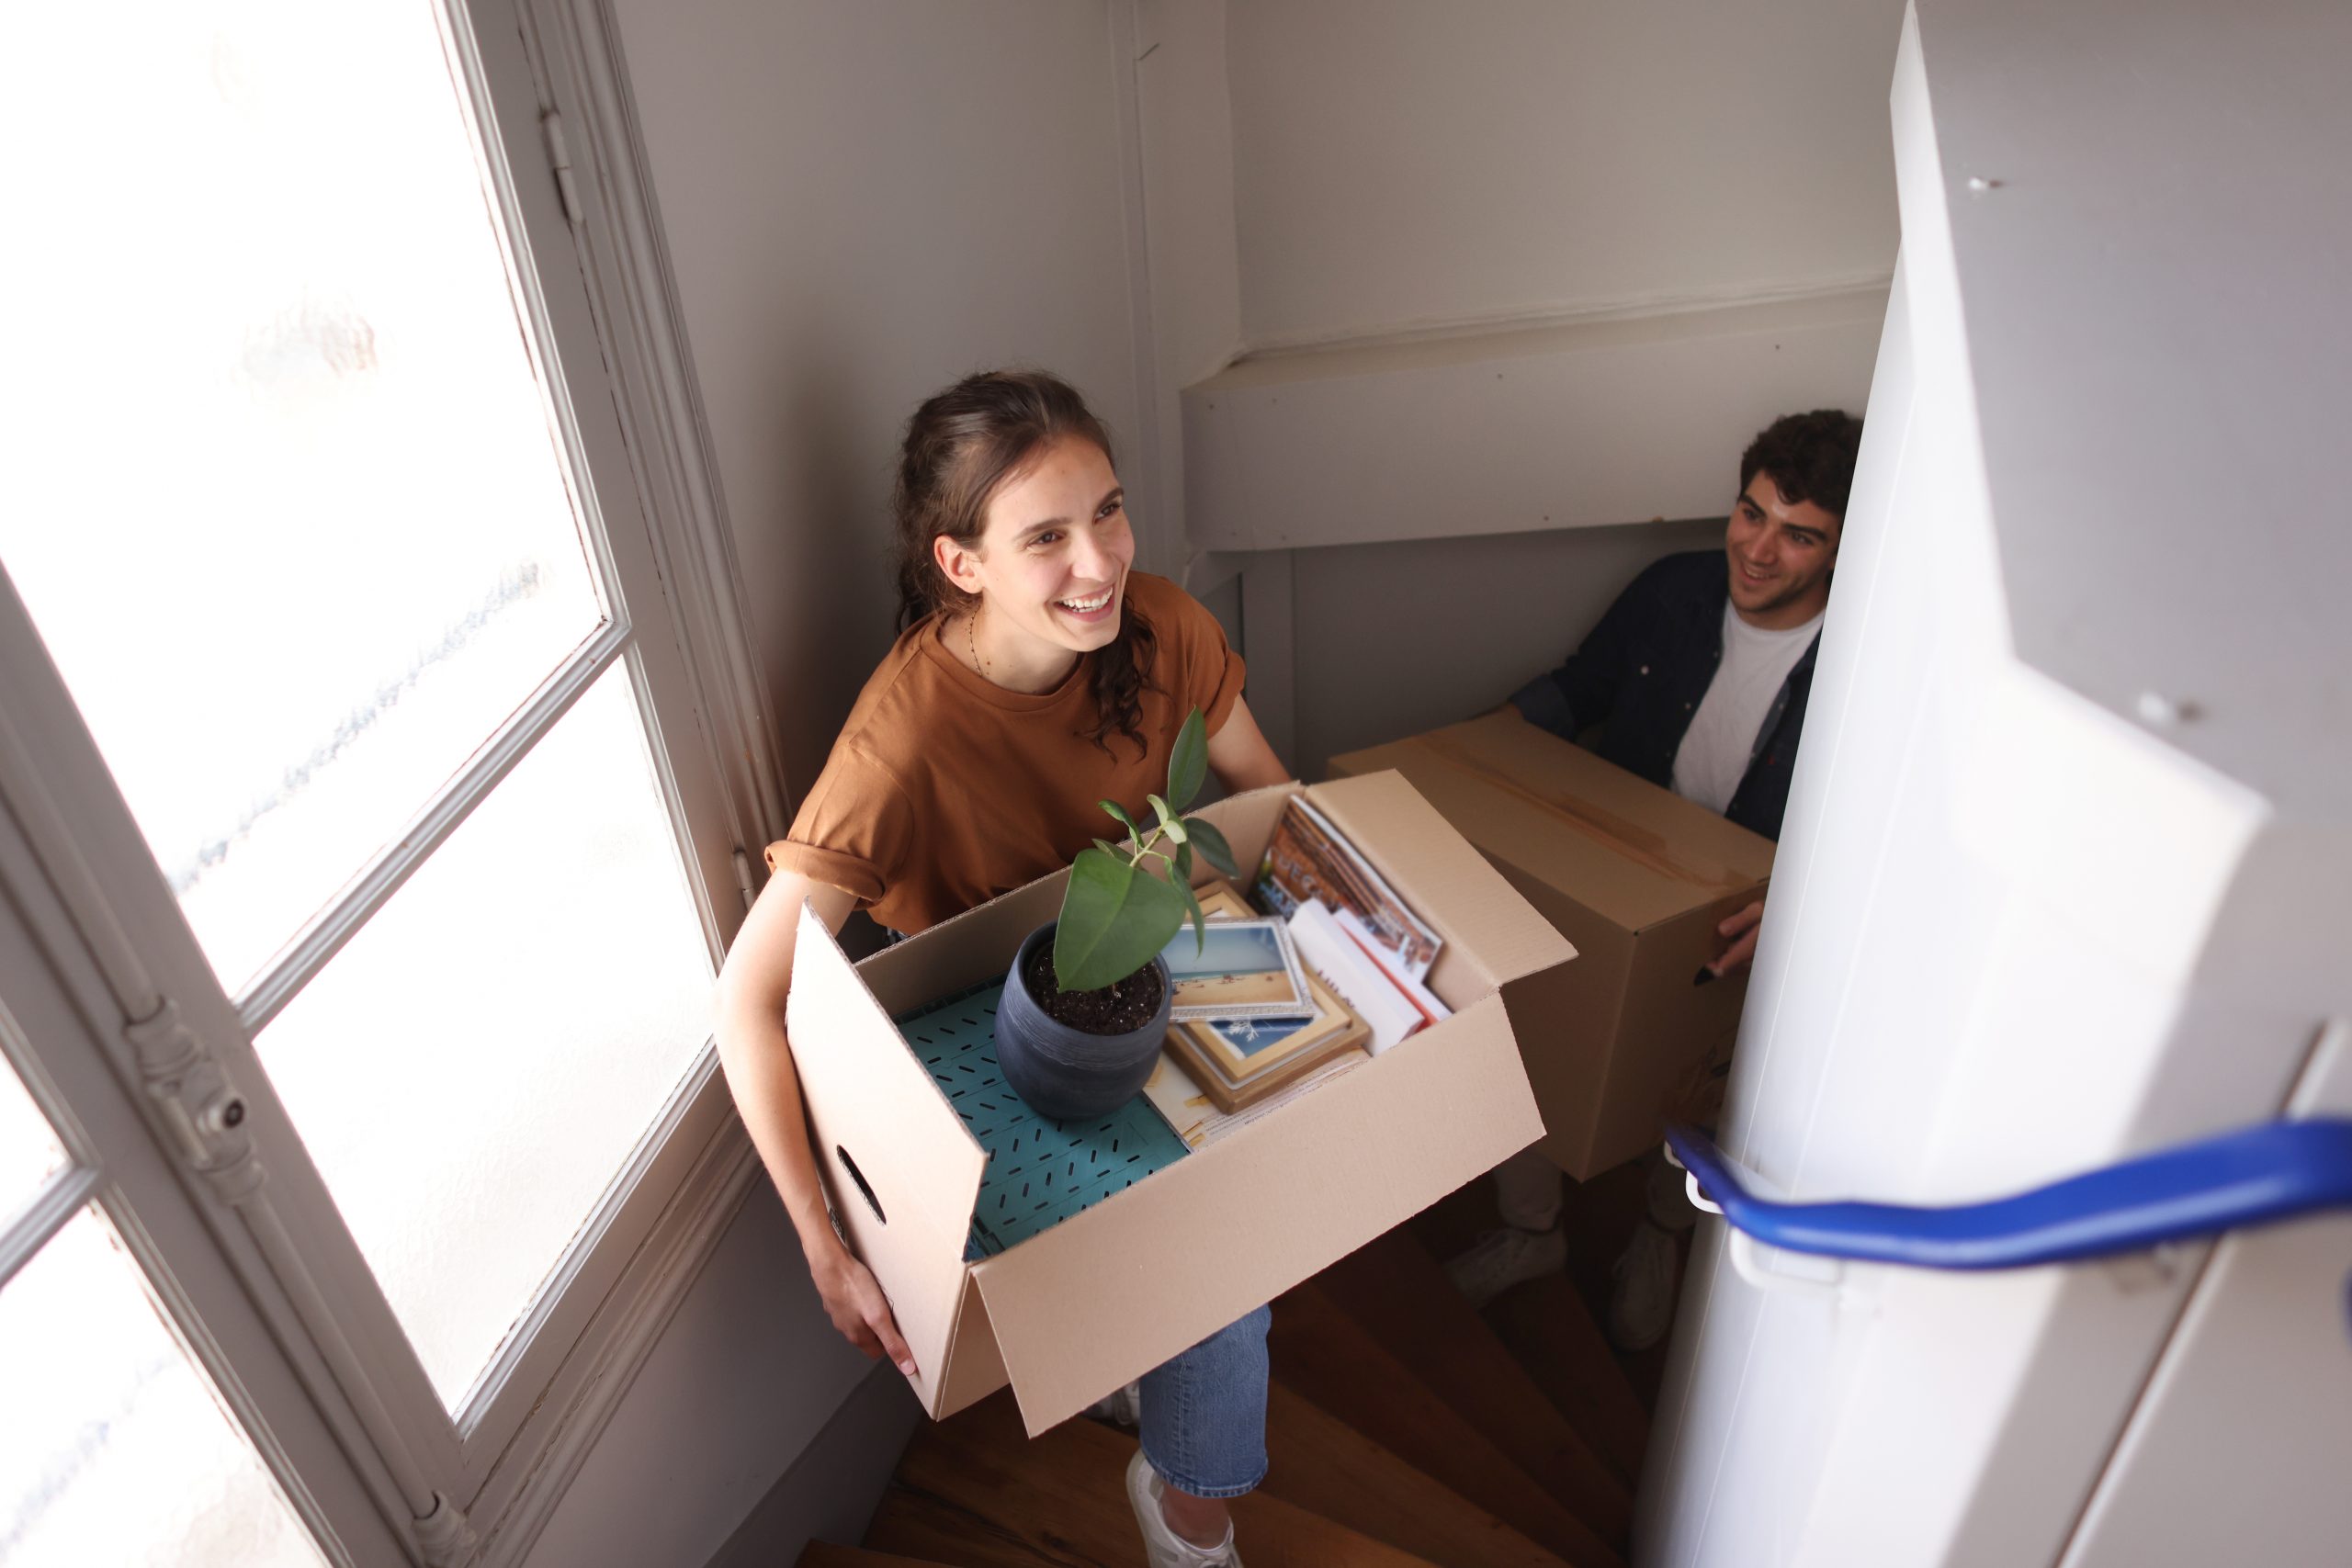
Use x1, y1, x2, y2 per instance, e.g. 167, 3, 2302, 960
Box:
1099, 798, 1144, 847
1175, 874, 1208, 956
1147, 793, 1190, 844
1055, 848, 1191, 992
1167, 706, 1208, 813
1093, 838, 1122, 858
1184, 816, 1239, 879
1143, 799, 1185, 846
1174, 840, 1195, 884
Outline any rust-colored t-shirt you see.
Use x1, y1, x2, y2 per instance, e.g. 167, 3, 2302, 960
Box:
766, 572, 1248, 935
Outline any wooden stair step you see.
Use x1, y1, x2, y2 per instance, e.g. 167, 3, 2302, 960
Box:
1312, 1229, 1634, 1543
1484, 1273, 1652, 1485
1258, 1381, 1578, 1568
798, 1543, 958, 1568
868, 1391, 1444, 1568
867, 1485, 1068, 1568
1269, 1282, 1623, 1568
1228, 1489, 1446, 1567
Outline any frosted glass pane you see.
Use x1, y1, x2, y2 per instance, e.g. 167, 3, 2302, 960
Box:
0, 1, 603, 997
257, 667, 714, 1407
0, 1209, 327, 1568
0, 1050, 66, 1222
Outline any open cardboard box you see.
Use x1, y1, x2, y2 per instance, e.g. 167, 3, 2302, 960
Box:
786, 772, 1573, 1435
1330, 712, 1772, 1179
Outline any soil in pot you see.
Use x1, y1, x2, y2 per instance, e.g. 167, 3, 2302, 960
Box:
1023, 943, 1166, 1034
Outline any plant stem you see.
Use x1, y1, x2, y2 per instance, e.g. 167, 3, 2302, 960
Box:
1127, 823, 1168, 866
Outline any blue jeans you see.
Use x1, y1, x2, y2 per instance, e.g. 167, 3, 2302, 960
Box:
1137, 1303, 1272, 1497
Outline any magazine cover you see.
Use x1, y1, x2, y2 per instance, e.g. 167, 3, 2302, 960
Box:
1250, 795, 1442, 977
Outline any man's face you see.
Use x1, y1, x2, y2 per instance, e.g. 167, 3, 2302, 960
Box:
1724, 472, 1840, 628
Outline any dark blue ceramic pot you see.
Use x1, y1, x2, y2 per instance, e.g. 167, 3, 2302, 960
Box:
995, 923, 1171, 1120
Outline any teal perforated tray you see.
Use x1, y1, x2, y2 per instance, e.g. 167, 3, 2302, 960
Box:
894, 981, 1190, 1259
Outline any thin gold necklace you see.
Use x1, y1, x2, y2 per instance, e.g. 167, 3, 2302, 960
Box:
965, 606, 990, 682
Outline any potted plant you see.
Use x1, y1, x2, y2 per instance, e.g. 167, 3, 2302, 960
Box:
994, 707, 1241, 1119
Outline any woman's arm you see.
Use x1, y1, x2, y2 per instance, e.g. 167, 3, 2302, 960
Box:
713, 872, 915, 1375
1205, 694, 1292, 793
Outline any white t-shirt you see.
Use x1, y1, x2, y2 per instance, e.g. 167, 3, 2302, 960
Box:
1669, 602, 1822, 815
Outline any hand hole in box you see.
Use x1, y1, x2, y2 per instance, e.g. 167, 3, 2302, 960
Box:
835, 1145, 887, 1224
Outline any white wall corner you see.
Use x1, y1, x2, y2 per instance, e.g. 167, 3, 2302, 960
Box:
1133, 0, 1242, 579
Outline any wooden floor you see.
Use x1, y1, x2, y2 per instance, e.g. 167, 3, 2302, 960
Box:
797, 1168, 1679, 1568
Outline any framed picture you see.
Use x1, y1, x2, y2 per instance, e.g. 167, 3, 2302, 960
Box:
1163, 968, 1370, 1112
1186, 965, 1357, 1078
1161, 916, 1314, 1021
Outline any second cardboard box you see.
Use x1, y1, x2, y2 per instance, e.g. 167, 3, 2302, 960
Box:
1329, 711, 1773, 1179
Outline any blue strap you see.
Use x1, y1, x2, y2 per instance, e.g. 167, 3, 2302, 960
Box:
1665, 1118, 2352, 1271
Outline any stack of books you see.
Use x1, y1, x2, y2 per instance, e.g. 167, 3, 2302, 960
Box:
1250, 795, 1451, 1054
1148, 795, 1455, 1117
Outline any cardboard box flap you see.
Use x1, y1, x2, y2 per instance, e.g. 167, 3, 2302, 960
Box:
1298, 769, 1576, 992
786, 904, 987, 1410
969, 987, 1544, 1436
1329, 715, 1771, 932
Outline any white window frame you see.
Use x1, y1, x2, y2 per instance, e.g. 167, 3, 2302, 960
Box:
0, 0, 785, 1562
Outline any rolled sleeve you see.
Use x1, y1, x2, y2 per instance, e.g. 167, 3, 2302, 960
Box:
767, 746, 911, 910
763, 838, 888, 908
1203, 643, 1249, 736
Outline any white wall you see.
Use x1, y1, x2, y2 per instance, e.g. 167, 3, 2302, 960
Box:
1203, 0, 1902, 776
1291, 517, 1722, 777
522, 1191, 914, 1568
1135, 0, 1244, 558
1226, 0, 1905, 349
611, 0, 1154, 794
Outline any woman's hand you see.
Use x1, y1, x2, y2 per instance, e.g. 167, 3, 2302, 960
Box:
713, 873, 917, 1372
808, 1237, 918, 1378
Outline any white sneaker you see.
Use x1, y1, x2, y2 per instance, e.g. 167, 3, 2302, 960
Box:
1125, 1450, 1244, 1567
1444, 1223, 1568, 1308
1607, 1219, 1681, 1351
1645, 1152, 1700, 1234
1086, 1379, 1142, 1427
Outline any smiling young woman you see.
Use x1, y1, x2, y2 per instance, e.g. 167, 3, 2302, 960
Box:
713, 370, 1288, 1564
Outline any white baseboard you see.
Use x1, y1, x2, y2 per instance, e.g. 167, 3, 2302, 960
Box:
702, 1362, 926, 1568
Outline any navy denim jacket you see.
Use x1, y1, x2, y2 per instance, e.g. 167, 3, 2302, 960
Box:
1506, 550, 1815, 842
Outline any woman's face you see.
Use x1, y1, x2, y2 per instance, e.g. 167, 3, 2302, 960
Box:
951, 434, 1135, 660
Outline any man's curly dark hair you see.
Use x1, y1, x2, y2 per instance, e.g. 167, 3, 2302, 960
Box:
1739, 409, 1864, 521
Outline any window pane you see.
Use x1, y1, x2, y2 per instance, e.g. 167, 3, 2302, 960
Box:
256, 667, 714, 1407
0, 1048, 67, 1223
0, 1209, 327, 1568
0, 1, 604, 997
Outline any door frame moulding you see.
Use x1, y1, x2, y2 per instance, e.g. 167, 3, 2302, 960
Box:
515, 0, 795, 866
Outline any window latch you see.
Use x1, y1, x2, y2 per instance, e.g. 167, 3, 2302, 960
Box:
541, 109, 582, 228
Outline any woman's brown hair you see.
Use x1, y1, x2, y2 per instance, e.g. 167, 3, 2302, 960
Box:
892, 369, 1158, 755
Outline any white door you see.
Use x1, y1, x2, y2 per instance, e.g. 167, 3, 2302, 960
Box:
1636, 6, 2352, 1565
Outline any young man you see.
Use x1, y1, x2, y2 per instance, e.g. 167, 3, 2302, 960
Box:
1447, 408, 1864, 1345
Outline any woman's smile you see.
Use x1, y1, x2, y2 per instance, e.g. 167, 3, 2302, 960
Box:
1054, 584, 1119, 623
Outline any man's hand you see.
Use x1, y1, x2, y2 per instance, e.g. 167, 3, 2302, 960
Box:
809, 1243, 917, 1379
1709, 900, 1766, 977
